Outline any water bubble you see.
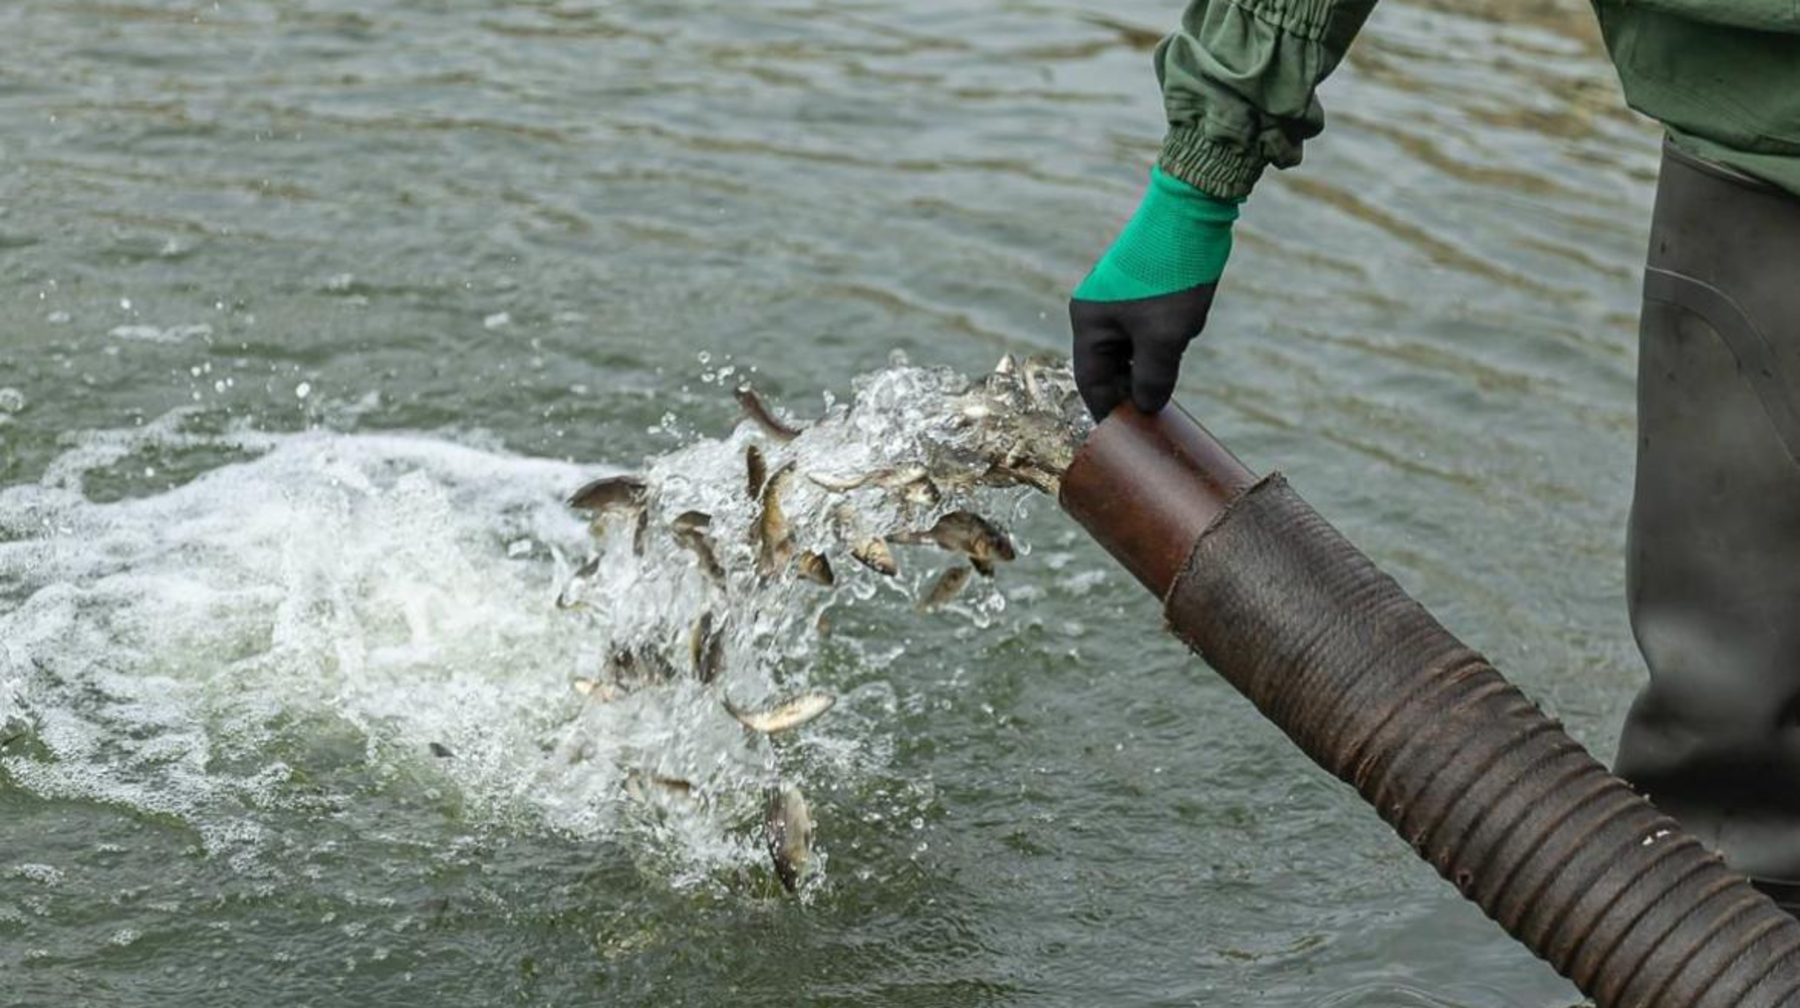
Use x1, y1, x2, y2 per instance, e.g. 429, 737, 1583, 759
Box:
0, 388, 27, 414
295, 382, 312, 400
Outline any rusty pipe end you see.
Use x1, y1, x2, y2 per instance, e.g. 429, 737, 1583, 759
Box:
1058, 402, 1259, 597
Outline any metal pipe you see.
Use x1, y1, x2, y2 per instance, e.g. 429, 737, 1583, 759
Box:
1059, 402, 1800, 1007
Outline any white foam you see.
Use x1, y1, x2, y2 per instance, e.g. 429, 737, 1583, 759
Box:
0, 414, 688, 866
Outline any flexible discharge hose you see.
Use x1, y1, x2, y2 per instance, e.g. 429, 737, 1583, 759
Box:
1058, 404, 1800, 1007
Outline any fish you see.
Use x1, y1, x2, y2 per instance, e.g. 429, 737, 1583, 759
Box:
899, 473, 942, 510
626, 770, 698, 802
918, 564, 973, 611
852, 538, 897, 577
670, 510, 726, 584
764, 783, 814, 893
805, 469, 879, 493
745, 443, 768, 499
832, 503, 898, 577
589, 646, 675, 698
736, 385, 803, 442
428, 742, 454, 759
894, 511, 1015, 573
566, 474, 648, 514
796, 550, 835, 586
572, 677, 621, 702
555, 555, 603, 610
690, 612, 726, 684
631, 507, 651, 556
808, 466, 941, 517
726, 690, 837, 734
756, 461, 797, 577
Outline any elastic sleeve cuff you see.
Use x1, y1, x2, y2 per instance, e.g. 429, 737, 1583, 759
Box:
1159, 126, 1266, 200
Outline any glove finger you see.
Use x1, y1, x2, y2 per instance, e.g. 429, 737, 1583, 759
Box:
1070, 304, 1132, 421
1130, 336, 1189, 414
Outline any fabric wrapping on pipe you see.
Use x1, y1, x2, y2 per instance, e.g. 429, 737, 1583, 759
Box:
1164, 475, 1800, 1007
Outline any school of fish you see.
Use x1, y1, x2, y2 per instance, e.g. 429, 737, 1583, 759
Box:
555, 355, 1088, 893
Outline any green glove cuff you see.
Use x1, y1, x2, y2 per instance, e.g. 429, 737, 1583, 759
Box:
1073, 166, 1241, 303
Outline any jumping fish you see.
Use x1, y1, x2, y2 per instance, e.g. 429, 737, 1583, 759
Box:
726, 690, 837, 734
756, 461, 797, 577
555, 555, 603, 610
626, 770, 697, 801
736, 385, 803, 442
796, 550, 835, 587
832, 503, 898, 577
690, 612, 726, 684
567, 474, 648, 514
808, 466, 941, 517
586, 645, 676, 698
764, 783, 814, 893
895, 510, 1015, 575
745, 443, 768, 499
670, 510, 726, 584
918, 564, 973, 611
852, 538, 897, 577
572, 677, 622, 703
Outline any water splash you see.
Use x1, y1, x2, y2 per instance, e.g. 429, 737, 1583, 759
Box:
0, 357, 1085, 892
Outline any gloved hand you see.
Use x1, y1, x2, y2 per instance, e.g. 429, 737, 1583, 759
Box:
1069, 166, 1240, 420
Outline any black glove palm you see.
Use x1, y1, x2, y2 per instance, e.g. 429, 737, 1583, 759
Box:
1070, 283, 1218, 420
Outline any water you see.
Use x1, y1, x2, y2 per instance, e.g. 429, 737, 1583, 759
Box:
0, 0, 1656, 1004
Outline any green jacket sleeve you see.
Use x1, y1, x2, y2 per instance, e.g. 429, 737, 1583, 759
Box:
1613, 0, 1799, 33
1155, 0, 1380, 199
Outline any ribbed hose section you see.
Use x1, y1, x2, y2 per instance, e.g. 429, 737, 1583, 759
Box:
1163, 476, 1800, 1007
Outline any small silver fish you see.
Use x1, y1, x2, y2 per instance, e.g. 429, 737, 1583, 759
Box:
671, 510, 726, 584
631, 507, 651, 556
736, 385, 804, 442
746, 443, 768, 499
918, 564, 973, 611
757, 461, 797, 577
555, 555, 603, 610
690, 612, 726, 684
833, 504, 899, 577
726, 690, 837, 734
601, 645, 675, 696
796, 550, 835, 587
566, 474, 648, 514
853, 539, 897, 577
764, 783, 814, 893
572, 677, 621, 703
895, 511, 1015, 574
626, 770, 697, 801
899, 474, 942, 510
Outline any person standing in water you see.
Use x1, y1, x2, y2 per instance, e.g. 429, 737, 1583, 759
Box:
1070, 2, 1800, 910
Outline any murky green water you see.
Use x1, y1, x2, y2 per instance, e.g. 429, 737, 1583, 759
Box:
1, 1, 1661, 1005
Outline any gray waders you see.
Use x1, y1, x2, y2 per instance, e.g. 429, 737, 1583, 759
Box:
1615, 141, 1800, 910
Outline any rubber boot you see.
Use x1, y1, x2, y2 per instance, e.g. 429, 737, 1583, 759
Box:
1614, 141, 1800, 911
